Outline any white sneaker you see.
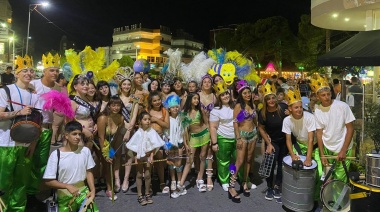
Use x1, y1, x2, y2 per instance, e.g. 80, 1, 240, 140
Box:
250, 183, 257, 189
222, 184, 229, 192
177, 184, 187, 196
196, 179, 206, 192
170, 191, 180, 198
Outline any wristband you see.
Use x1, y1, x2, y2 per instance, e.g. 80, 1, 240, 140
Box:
211, 143, 218, 146
236, 138, 241, 140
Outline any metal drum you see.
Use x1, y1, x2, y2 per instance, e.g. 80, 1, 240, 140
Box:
366, 153, 380, 188
321, 180, 350, 212
282, 155, 317, 212
350, 179, 380, 212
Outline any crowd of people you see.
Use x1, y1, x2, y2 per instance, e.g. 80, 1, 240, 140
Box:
0, 50, 359, 212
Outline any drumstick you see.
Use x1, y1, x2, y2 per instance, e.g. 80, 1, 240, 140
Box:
0, 196, 5, 212
320, 156, 356, 159
79, 196, 94, 212
7, 100, 41, 110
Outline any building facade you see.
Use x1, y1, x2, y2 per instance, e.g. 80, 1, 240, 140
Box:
111, 23, 203, 68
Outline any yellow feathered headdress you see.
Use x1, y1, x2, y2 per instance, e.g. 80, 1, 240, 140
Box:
63, 46, 120, 94
207, 48, 260, 85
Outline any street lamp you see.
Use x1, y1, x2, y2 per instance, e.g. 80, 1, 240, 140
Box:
1, 23, 15, 70
26, 2, 49, 55
135, 45, 140, 60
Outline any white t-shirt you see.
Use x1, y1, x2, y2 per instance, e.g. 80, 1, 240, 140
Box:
43, 146, 95, 185
314, 100, 355, 153
0, 84, 41, 147
209, 106, 235, 139
30, 79, 60, 124
282, 111, 316, 144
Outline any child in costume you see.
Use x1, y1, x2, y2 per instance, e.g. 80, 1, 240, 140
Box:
163, 95, 185, 198
126, 111, 165, 206
43, 121, 98, 212
177, 92, 210, 194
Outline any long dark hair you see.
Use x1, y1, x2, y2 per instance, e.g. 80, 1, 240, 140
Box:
236, 87, 254, 110
171, 77, 186, 96
183, 92, 204, 125
148, 79, 161, 92
147, 91, 162, 111
101, 95, 123, 116
96, 80, 111, 101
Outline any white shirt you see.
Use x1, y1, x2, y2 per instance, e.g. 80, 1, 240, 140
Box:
282, 111, 316, 144
126, 128, 165, 159
43, 146, 95, 185
0, 84, 41, 147
314, 100, 355, 153
209, 106, 235, 139
30, 79, 60, 124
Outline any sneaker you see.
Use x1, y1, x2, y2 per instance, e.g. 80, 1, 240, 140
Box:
222, 184, 229, 192
247, 182, 257, 189
265, 188, 274, 201
177, 184, 187, 196
196, 179, 206, 192
273, 185, 281, 199
170, 191, 180, 198
276, 197, 282, 204
105, 190, 118, 201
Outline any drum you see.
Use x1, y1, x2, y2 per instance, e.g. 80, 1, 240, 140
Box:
10, 109, 42, 143
320, 180, 351, 212
350, 179, 380, 212
366, 154, 380, 188
282, 155, 317, 212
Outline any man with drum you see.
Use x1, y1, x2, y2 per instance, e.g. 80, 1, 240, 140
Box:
0, 55, 42, 211
282, 87, 322, 204
27, 52, 61, 208
310, 75, 355, 183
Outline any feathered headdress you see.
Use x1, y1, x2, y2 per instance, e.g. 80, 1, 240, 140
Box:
180, 51, 216, 85
163, 95, 181, 109
63, 46, 120, 93
207, 48, 261, 85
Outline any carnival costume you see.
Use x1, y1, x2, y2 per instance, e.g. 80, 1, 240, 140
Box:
0, 55, 42, 211
126, 128, 165, 159
282, 87, 322, 200
311, 74, 355, 183
210, 81, 244, 187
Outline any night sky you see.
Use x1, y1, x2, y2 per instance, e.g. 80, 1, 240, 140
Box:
9, 0, 310, 59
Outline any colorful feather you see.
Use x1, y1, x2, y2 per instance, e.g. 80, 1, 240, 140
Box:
40, 90, 75, 119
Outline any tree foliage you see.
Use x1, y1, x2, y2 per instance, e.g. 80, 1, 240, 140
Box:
118, 55, 134, 68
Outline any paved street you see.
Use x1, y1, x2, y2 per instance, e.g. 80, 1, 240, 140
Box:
34, 142, 290, 212
93, 142, 285, 212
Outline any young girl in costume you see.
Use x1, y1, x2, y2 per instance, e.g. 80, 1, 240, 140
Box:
114, 67, 139, 193
198, 74, 216, 191
177, 92, 210, 194
126, 111, 165, 206
97, 96, 128, 200
163, 95, 184, 198
147, 91, 170, 193
228, 80, 258, 203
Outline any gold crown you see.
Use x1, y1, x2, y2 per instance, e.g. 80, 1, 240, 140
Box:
260, 83, 277, 97
309, 74, 329, 93
213, 81, 228, 96
113, 66, 135, 85
285, 87, 302, 105
15, 55, 33, 73
42, 52, 60, 69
